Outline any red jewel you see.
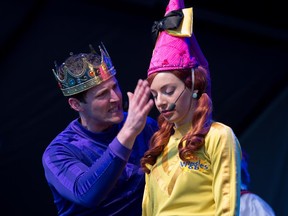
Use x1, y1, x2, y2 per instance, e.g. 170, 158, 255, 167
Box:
163, 59, 169, 65
89, 71, 95, 77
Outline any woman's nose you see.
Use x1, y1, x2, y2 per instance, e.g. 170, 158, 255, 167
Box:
155, 94, 168, 109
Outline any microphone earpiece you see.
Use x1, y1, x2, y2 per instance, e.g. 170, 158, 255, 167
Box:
192, 92, 198, 99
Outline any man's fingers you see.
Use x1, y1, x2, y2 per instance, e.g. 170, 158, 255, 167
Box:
132, 79, 151, 107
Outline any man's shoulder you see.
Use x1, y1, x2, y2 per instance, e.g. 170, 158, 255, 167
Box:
146, 115, 157, 125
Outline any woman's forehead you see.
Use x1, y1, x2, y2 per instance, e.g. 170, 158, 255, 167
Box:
151, 72, 182, 87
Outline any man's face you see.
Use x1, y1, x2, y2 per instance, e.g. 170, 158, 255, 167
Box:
80, 76, 124, 131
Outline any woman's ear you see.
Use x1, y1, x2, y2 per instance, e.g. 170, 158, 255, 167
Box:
68, 98, 82, 112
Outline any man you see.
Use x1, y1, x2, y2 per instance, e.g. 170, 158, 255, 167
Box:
42, 43, 157, 215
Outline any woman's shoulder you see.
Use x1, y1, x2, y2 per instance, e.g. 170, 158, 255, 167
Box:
206, 121, 239, 147
209, 121, 234, 136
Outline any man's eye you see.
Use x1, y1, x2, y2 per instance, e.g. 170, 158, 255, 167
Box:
96, 91, 106, 98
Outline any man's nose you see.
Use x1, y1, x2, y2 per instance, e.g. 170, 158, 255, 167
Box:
110, 89, 121, 101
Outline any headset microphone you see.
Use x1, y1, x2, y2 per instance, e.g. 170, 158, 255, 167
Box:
167, 87, 186, 111
166, 68, 196, 111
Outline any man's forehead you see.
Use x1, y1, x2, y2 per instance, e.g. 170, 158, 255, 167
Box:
90, 77, 118, 92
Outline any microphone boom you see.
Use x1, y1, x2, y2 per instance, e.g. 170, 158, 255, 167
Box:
167, 87, 186, 111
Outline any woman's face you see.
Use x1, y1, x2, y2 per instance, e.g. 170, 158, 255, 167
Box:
150, 72, 193, 127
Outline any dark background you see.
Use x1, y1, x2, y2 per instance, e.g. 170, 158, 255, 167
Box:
0, 0, 287, 215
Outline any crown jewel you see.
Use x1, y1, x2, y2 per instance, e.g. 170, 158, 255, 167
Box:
53, 43, 116, 96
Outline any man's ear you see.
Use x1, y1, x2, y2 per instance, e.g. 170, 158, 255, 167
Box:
68, 98, 82, 112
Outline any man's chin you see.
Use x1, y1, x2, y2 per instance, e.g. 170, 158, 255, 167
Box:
111, 112, 124, 123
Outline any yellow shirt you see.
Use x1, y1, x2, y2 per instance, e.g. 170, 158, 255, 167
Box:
142, 122, 241, 216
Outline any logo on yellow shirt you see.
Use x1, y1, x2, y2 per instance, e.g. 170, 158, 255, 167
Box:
180, 158, 209, 172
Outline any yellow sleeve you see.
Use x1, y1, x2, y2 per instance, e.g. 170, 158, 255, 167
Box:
142, 173, 152, 216
207, 123, 241, 216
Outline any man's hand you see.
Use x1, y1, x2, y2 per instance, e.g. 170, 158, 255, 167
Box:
117, 79, 154, 149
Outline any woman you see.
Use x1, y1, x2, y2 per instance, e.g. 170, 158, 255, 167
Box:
140, 0, 242, 215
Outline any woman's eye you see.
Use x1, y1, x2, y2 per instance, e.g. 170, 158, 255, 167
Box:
165, 90, 174, 95
152, 94, 157, 99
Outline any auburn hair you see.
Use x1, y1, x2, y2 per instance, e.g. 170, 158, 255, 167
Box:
140, 66, 213, 173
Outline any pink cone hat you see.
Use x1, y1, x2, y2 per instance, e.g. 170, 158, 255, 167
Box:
147, 0, 198, 76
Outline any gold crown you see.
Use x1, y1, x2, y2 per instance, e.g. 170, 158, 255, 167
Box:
53, 43, 116, 96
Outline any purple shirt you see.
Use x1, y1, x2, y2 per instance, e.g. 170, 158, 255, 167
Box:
42, 113, 157, 215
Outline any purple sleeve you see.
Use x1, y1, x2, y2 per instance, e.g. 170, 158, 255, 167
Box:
42, 137, 132, 207
109, 137, 131, 161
